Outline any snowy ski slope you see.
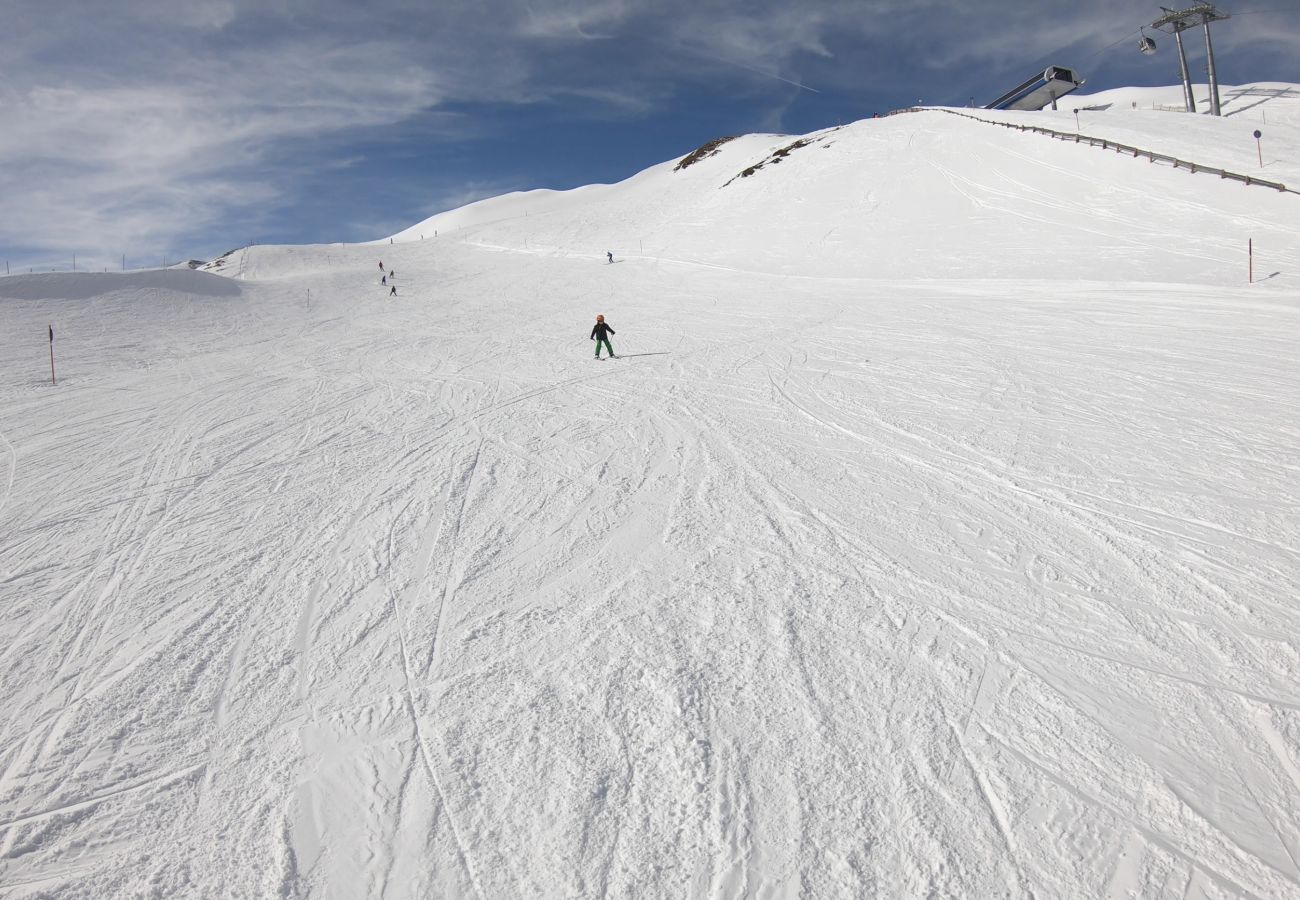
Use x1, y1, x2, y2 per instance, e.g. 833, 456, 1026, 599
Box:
1, 84, 1298, 898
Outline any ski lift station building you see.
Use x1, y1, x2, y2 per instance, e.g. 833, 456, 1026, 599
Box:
986, 66, 1085, 111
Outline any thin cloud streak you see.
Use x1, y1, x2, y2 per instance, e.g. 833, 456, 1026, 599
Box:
708, 57, 821, 93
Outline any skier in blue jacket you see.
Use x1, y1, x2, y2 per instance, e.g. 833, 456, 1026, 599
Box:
591, 314, 616, 359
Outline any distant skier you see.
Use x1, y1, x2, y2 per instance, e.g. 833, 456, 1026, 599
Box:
381, 275, 387, 285
606, 251, 613, 264
389, 285, 398, 297
379, 261, 384, 271
390, 270, 396, 279
591, 314, 616, 359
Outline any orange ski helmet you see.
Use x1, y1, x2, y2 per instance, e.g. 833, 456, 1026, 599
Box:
596, 314, 604, 321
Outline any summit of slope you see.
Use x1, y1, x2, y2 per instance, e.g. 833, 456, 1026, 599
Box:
378, 83, 1299, 286
970, 82, 1300, 188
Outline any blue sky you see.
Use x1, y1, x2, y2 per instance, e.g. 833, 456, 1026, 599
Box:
2, 0, 1297, 271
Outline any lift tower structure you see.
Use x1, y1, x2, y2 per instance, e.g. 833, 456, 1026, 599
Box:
1151, 4, 1231, 115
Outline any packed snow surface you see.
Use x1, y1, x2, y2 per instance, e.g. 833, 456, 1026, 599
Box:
1, 84, 1299, 898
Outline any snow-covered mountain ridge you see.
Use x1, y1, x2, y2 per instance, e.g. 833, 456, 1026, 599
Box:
373, 81, 1300, 284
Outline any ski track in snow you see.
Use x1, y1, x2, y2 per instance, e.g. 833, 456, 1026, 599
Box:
3, 90, 1300, 897
0, 427, 15, 529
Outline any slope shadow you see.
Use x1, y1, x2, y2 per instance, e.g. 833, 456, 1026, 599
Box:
0, 269, 242, 301
1222, 86, 1297, 118
615, 352, 670, 358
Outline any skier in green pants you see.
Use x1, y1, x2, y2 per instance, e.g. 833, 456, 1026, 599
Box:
591, 314, 616, 359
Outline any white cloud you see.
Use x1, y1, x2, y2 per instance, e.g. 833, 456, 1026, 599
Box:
0, 26, 445, 266
518, 0, 632, 39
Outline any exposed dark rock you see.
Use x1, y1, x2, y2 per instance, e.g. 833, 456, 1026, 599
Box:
675, 135, 740, 171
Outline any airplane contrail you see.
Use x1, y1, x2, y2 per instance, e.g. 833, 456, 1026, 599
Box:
711, 55, 821, 93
